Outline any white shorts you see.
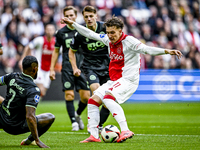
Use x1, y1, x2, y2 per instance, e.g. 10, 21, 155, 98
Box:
94, 78, 139, 104
34, 68, 51, 89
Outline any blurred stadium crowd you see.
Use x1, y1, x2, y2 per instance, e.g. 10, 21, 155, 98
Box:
0, 0, 200, 74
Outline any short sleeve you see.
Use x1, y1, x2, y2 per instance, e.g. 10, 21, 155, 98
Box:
26, 87, 41, 109
0, 73, 12, 86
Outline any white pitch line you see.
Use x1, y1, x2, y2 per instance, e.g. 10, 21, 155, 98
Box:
0, 130, 199, 137
48, 131, 200, 137
129, 126, 200, 128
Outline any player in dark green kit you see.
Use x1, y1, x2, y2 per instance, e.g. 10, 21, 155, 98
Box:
50, 6, 90, 131
0, 56, 55, 148
68, 6, 110, 132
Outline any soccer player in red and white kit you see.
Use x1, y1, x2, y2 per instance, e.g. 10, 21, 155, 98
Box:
19, 24, 55, 99
61, 16, 182, 143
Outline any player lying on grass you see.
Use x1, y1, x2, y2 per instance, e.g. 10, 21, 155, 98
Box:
0, 56, 55, 148
61, 16, 182, 143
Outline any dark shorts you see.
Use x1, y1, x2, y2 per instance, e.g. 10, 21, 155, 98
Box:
61, 64, 90, 92
82, 68, 110, 86
0, 116, 39, 135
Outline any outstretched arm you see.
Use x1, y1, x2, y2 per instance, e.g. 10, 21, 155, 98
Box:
130, 37, 182, 59
61, 17, 109, 45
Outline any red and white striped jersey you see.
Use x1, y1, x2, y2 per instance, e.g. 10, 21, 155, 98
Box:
72, 22, 166, 83
29, 36, 55, 71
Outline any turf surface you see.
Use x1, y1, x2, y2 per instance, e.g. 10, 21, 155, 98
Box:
0, 101, 200, 149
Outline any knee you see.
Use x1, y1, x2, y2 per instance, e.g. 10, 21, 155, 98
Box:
65, 91, 74, 100
80, 91, 90, 103
47, 113, 55, 124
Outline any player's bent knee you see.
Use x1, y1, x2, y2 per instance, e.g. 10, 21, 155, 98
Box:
47, 113, 55, 122
65, 93, 74, 100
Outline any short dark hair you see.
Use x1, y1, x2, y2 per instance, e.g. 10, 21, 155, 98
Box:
22, 56, 38, 70
82, 6, 96, 15
104, 16, 124, 29
63, 6, 77, 16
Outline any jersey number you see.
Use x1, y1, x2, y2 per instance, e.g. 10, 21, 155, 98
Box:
3, 88, 16, 116
65, 39, 72, 48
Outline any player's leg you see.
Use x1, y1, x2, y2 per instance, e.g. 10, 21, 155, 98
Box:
101, 79, 136, 142
65, 90, 79, 131
62, 69, 80, 131
76, 89, 90, 130
85, 70, 110, 132
80, 81, 112, 143
102, 93, 133, 142
98, 75, 111, 131
39, 70, 51, 99
21, 113, 55, 145
90, 83, 110, 132
74, 73, 90, 130
80, 94, 102, 143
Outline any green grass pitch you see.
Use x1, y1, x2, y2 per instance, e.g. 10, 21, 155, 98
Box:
0, 101, 200, 149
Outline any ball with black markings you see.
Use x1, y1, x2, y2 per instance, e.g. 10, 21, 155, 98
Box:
101, 125, 120, 143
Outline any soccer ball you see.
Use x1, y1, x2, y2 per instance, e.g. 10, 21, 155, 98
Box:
101, 125, 120, 143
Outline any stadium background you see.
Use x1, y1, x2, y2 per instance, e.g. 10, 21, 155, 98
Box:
0, 0, 200, 101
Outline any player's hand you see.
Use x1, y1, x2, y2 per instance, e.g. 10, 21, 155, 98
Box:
60, 17, 74, 25
165, 50, 182, 59
36, 140, 49, 148
49, 70, 56, 80
73, 68, 81, 77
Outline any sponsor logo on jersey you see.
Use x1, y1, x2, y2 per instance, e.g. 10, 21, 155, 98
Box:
34, 95, 40, 103
9, 79, 25, 93
100, 34, 106, 38
110, 51, 123, 60
64, 82, 71, 88
87, 41, 105, 51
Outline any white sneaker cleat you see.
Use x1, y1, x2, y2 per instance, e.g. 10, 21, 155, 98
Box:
75, 112, 84, 130
72, 122, 79, 131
